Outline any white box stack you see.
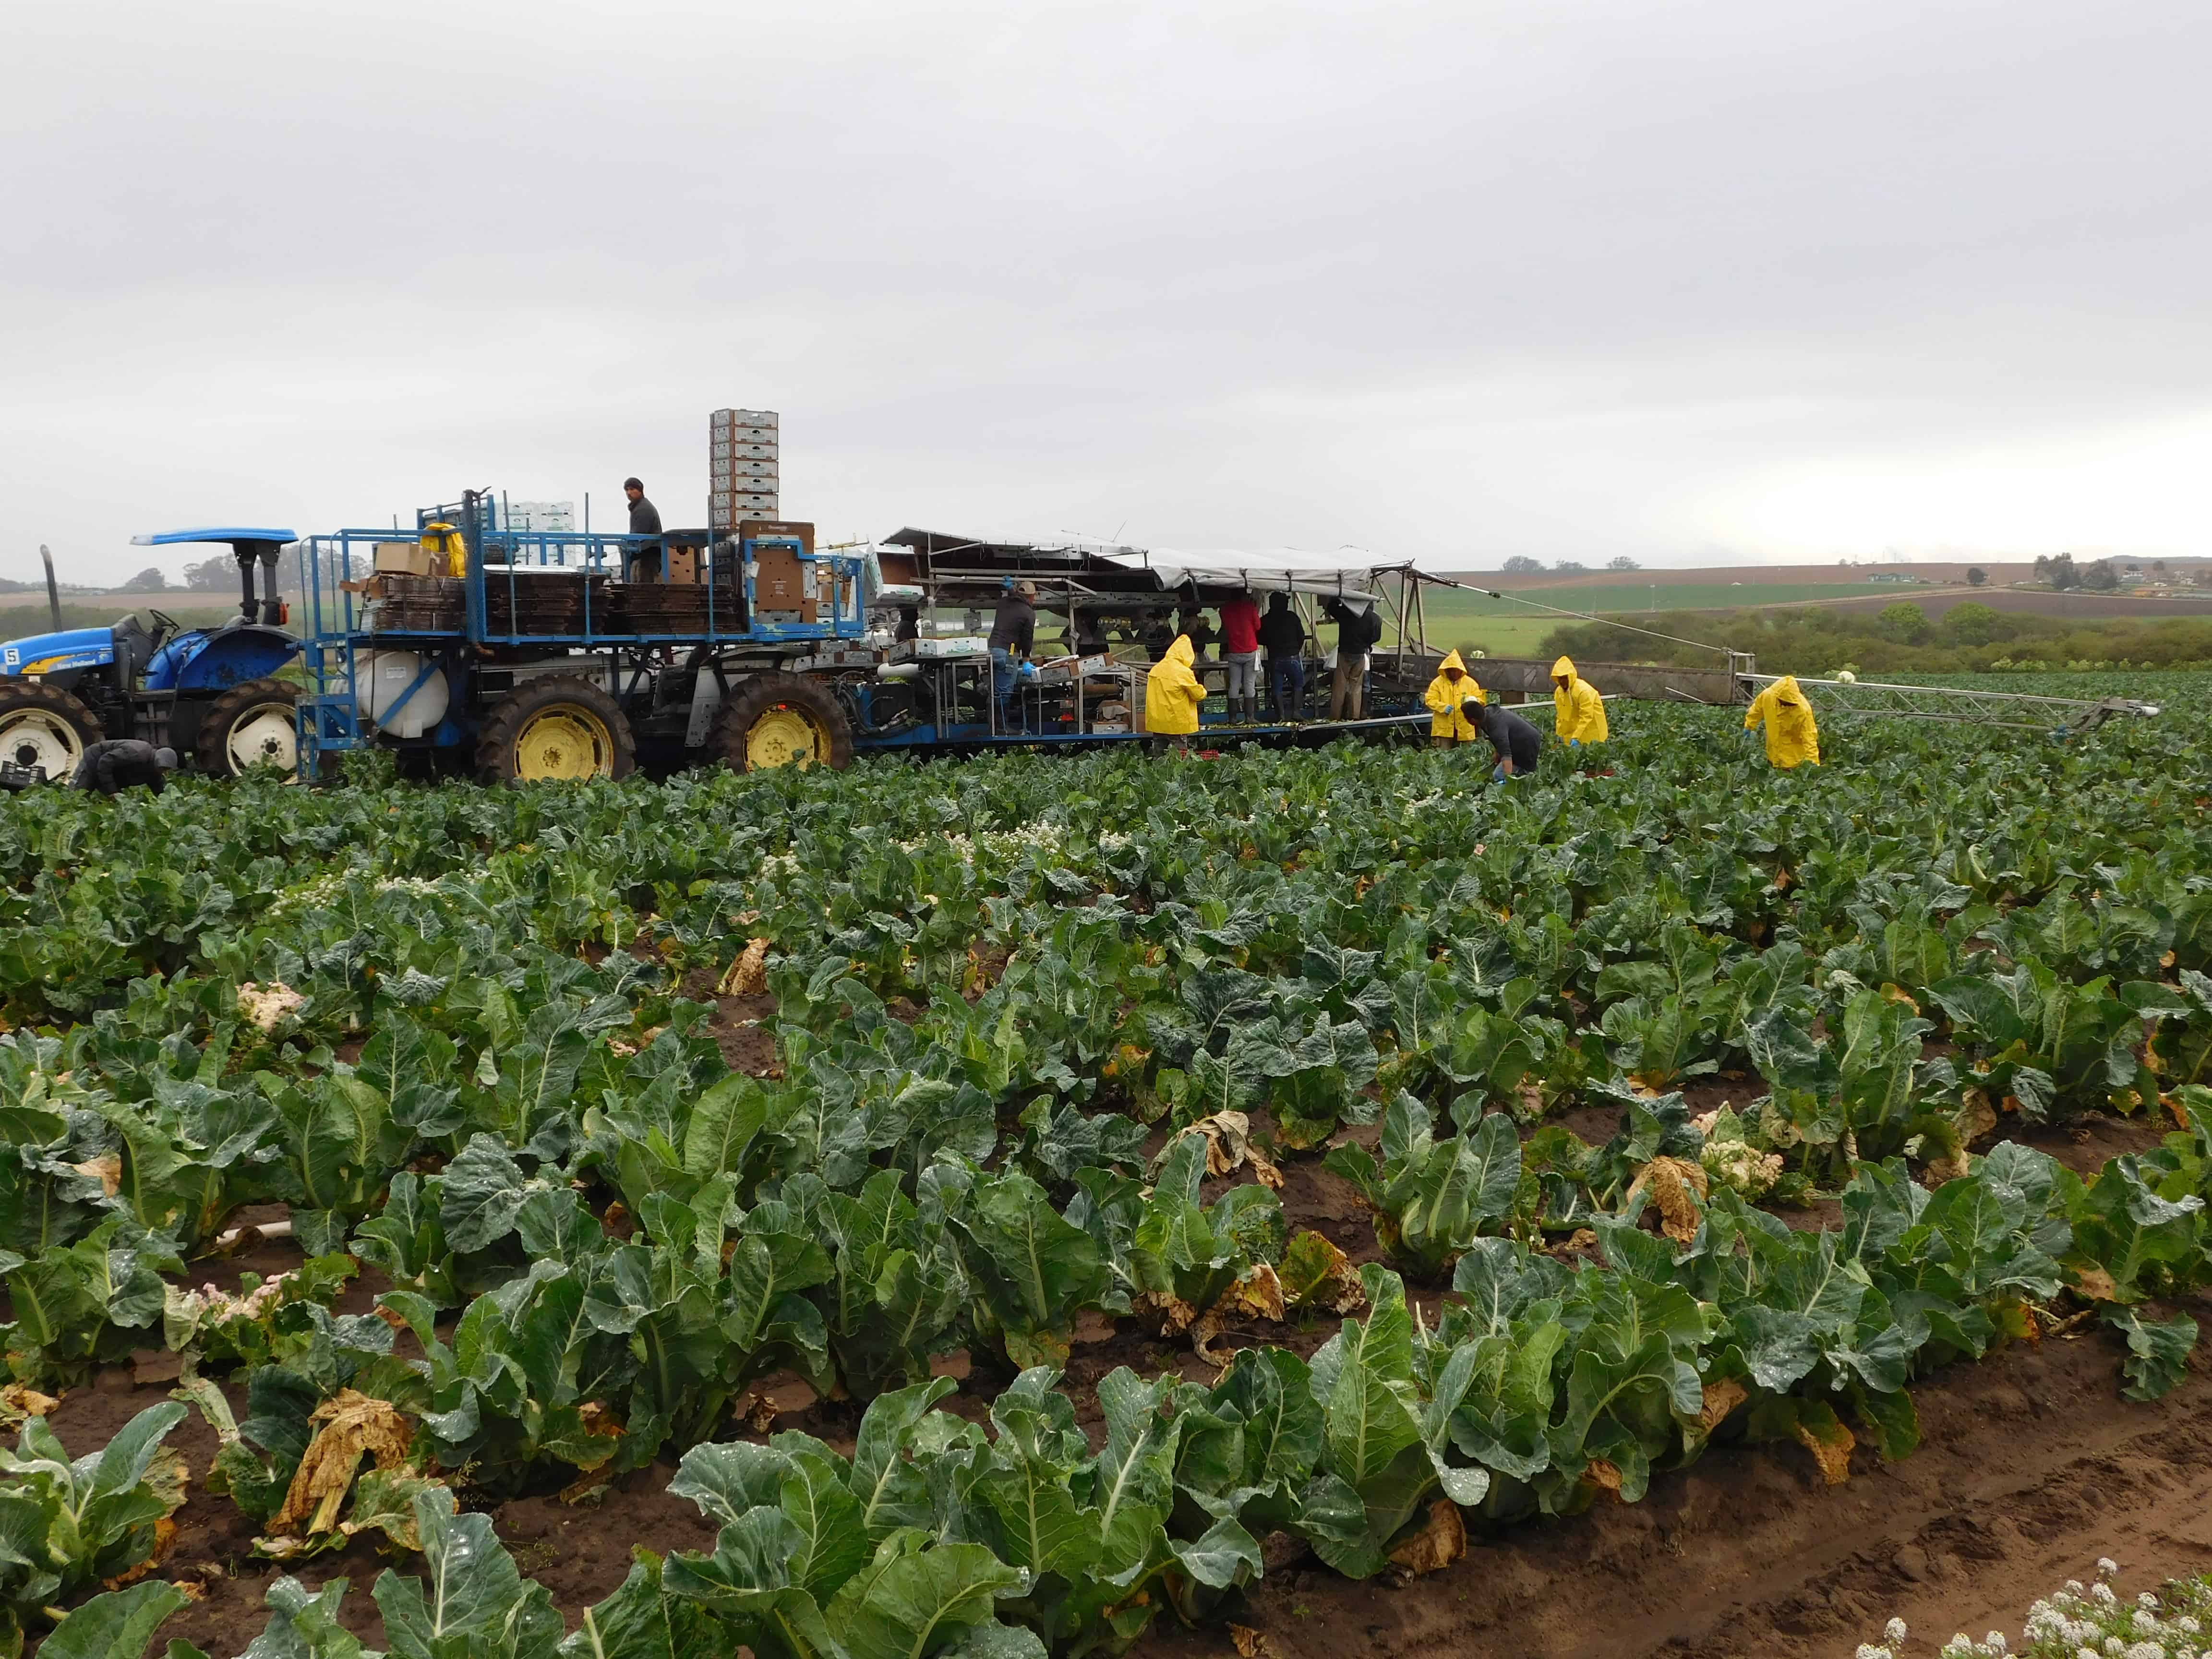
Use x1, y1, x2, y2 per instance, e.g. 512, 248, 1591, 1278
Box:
709, 409, 779, 530
504, 501, 577, 533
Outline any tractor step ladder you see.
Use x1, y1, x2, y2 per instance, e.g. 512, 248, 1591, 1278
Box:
296, 692, 362, 774
1737, 673, 2161, 733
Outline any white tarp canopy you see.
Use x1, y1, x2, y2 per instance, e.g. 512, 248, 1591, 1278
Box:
1094, 546, 1397, 604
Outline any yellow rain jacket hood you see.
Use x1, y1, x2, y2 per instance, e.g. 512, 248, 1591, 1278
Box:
1745, 673, 1820, 768
1422, 649, 1484, 739
1145, 635, 1205, 735
1551, 656, 1608, 744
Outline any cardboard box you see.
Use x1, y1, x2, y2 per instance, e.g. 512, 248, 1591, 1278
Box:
711, 408, 779, 430
374, 542, 436, 577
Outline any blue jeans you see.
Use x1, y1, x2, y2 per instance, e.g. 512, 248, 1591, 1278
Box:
1270, 657, 1306, 720
990, 647, 1022, 733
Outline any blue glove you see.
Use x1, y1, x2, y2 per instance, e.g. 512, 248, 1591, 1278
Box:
1491, 762, 1509, 783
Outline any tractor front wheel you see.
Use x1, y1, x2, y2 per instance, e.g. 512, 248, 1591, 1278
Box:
0, 682, 103, 782
476, 676, 636, 783
198, 678, 301, 778
711, 673, 854, 772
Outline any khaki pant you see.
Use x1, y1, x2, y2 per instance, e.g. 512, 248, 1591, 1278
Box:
1331, 652, 1368, 720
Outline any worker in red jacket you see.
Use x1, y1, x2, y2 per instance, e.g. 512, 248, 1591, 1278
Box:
1218, 590, 1261, 722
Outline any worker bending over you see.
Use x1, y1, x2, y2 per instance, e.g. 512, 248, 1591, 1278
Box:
1550, 656, 1608, 747
1478, 701, 1541, 780
1145, 634, 1205, 748
72, 740, 179, 795
1423, 650, 1483, 746
1743, 674, 1820, 767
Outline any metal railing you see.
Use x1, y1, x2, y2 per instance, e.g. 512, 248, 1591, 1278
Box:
1739, 674, 2161, 732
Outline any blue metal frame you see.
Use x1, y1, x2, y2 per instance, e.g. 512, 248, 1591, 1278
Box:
293, 495, 871, 767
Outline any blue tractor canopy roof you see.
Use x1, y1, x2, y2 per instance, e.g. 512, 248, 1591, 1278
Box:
131, 528, 297, 548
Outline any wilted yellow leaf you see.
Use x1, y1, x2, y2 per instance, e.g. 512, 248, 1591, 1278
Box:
718, 938, 771, 997
1387, 1498, 1466, 1575
1698, 1378, 1748, 1432
272, 1390, 414, 1538
1627, 1156, 1709, 1244
1794, 1413, 1855, 1485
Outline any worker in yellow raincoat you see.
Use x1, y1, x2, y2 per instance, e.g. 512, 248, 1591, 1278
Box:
1551, 656, 1608, 747
1743, 674, 1820, 767
1145, 634, 1205, 745
1422, 650, 1483, 746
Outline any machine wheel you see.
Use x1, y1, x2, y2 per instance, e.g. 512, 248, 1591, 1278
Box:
476, 676, 636, 783
198, 678, 300, 777
711, 672, 854, 772
0, 682, 103, 782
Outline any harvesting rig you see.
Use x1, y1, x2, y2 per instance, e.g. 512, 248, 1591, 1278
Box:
0, 496, 2162, 787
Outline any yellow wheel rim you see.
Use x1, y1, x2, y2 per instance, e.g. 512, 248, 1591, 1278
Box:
745, 705, 826, 769
514, 706, 615, 780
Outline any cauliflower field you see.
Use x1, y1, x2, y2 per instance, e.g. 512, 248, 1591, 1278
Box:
2, 673, 2208, 1659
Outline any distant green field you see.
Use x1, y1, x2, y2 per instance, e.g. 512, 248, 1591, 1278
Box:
1434, 580, 1919, 617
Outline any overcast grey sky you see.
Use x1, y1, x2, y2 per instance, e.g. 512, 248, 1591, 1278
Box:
5, 0, 2208, 585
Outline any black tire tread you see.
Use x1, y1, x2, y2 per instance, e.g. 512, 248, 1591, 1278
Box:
196, 677, 300, 777
709, 672, 855, 773
0, 680, 104, 777
475, 675, 637, 783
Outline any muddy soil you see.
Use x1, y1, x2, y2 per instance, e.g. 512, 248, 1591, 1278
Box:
1136, 1295, 2212, 1659
20, 1108, 2204, 1658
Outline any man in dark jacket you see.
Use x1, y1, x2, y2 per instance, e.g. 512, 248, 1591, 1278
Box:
72, 740, 178, 795
1258, 593, 1307, 720
624, 477, 662, 580
1324, 598, 1383, 720
1477, 700, 1541, 779
988, 580, 1038, 733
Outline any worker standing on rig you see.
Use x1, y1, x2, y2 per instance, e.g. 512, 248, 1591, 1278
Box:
1144, 634, 1205, 748
1743, 674, 1820, 767
1423, 650, 1483, 746
623, 477, 662, 581
1325, 597, 1382, 720
1218, 590, 1261, 722
989, 580, 1038, 734
1550, 656, 1609, 747
1259, 593, 1307, 720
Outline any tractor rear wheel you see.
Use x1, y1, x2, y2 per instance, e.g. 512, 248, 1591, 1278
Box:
477, 676, 636, 783
198, 678, 301, 777
0, 682, 103, 782
711, 673, 854, 772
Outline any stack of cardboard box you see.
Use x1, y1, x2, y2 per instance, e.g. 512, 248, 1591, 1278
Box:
709, 409, 778, 529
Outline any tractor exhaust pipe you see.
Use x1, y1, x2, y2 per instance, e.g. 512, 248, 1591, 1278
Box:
39, 545, 60, 631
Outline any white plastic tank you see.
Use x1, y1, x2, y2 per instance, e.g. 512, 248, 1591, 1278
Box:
345, 651, 451, 739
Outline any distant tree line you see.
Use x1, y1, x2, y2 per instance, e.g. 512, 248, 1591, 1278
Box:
1499, 555, 1641, 574
1520, 602, 2212, 677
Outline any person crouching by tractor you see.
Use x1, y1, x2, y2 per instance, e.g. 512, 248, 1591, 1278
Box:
1743, 674, 1820, 768
1424, 650, 1483, 747
74, 740, 179, 796
1550, 656, 1608, 750
1145, 635, 1205, 752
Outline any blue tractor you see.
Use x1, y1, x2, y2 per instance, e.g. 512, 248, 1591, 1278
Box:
0, 529, 304, 783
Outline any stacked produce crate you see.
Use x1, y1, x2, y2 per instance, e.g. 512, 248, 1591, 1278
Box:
709, 409, 779, 530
